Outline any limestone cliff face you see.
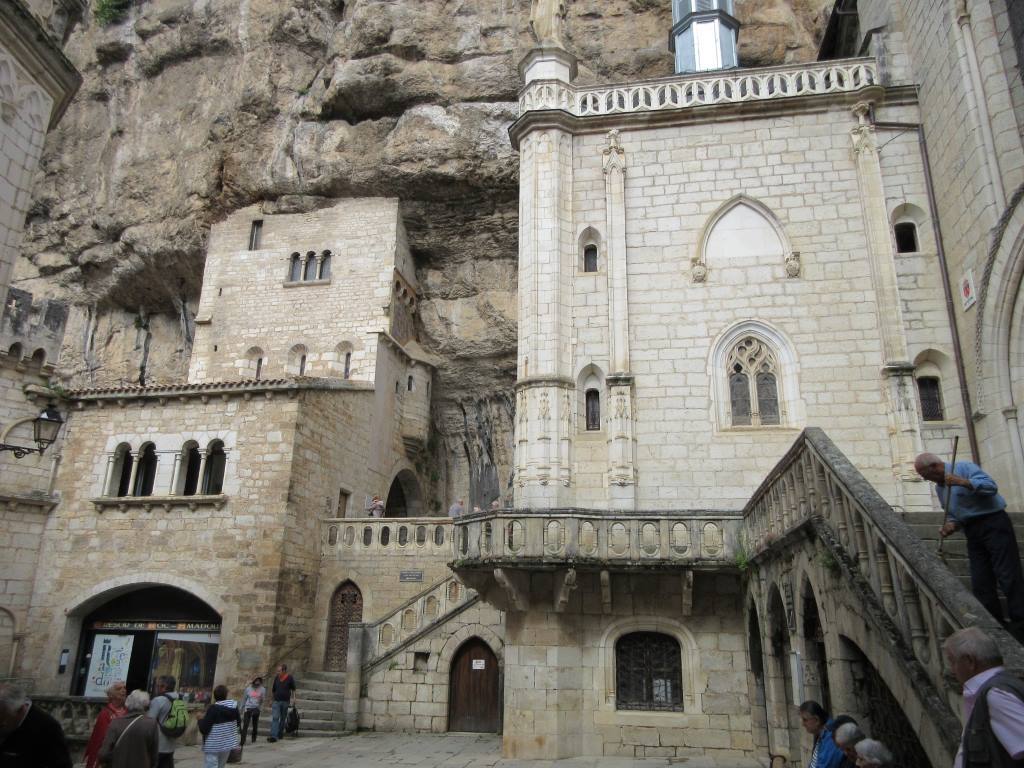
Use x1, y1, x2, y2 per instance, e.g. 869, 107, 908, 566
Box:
17, 0, 831, 506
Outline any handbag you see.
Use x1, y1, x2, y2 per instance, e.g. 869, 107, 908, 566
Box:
227, 745, 243, 763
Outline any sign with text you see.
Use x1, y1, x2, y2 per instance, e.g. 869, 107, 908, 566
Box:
84, 634, 134, 697
472, 659, 486, 670
399, 571, 424, 582
92, 621, 221, 632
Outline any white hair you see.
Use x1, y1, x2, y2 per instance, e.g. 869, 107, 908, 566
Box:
105, 680, 126, 698
855, 739, 893, 766
834, 722, 865, 747
124, 689, 150, 713
944, 627, 1003, 667
0, 682, 27, 712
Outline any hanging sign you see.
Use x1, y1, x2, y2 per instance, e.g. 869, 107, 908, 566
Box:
472, 659, 486, 670
84, 634, 134, 697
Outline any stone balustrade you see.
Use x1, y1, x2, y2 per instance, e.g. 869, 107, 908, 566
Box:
519, 58, 878, 118
321, 517, 454, 558
743, 428, 1024, 706
451, 510, 741, 566
359, 575, 475, 669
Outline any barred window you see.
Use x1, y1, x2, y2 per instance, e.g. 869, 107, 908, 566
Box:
615, 632, 683, 711
918, 376, 944, 421
727, 336, 781, 426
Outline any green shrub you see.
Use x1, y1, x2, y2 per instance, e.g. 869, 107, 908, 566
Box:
94, 0, 132, 26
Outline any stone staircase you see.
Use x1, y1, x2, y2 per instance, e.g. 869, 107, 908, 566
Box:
296, 671, 347, 737
902, 509, 1024, 585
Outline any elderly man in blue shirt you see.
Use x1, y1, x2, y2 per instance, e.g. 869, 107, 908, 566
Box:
915, 453, 1024, 641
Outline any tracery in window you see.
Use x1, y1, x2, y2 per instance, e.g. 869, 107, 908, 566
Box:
727, 336, 781, 426
615, 632, 683, 712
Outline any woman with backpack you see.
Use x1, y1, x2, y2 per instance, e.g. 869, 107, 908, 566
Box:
198, 684, 241, 768
98, 689, 159, 768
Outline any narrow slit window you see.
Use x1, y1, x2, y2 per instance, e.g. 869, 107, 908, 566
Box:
918, 376, 944, 421
255, 357, 263, 381
248, 220, 263, 250
299, 354, 307, 376
319, 251, 332, 279
584, 244, 598, 273
344, 352, 352, 379
585, 389, 601, 431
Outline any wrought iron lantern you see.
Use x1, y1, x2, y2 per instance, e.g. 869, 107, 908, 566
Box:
1, 404, 64, 458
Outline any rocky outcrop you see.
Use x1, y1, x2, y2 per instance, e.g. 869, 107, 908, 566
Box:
16, 0, 832, 506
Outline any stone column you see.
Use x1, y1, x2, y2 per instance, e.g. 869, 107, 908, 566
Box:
514, 48, 578, 510
602, 130, 636, 506
850, 102, 927, 511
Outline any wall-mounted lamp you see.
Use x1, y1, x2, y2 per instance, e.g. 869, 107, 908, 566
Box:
1, 404, 65, 458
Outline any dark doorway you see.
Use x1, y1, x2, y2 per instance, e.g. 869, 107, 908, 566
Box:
448, 638, 500, 732
73, 586, 220, 701
386, 477, 408, 518
324, 581, 363, 672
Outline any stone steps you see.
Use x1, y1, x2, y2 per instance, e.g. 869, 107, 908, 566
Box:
296, 671, 349, 736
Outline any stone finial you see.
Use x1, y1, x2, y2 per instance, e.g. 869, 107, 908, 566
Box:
602, 129, 626, 173
785, 251, 801, 278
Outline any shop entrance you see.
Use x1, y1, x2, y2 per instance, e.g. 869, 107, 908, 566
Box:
73, 586, 221, 702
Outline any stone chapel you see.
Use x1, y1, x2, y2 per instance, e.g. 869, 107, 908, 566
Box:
3, 1, 1024, 767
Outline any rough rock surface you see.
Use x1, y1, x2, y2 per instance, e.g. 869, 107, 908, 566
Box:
16, 0, 832, 507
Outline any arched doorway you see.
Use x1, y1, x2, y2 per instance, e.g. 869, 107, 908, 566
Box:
801, 578, 830, 711
73, 586, 221, 699
385, 469, 423, 518
324, 581, 363, 672
839, 636, 932, 768
448, 637, 500, 732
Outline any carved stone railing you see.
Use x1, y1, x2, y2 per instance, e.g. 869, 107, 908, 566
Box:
360, 576, 477, 670
321, 517, 454, 558
451, 509, 740, 566
519, 58, 878, 118
744, 428, 1024, 714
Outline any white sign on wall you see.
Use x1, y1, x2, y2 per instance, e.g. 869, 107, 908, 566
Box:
472, 659, 486, 670
961, 269, 977, 311
84, 634, 134, 698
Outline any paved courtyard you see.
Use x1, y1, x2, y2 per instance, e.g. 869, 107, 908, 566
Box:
175, 732, 770, 768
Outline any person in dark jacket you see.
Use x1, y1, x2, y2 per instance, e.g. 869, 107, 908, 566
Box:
268, 664, 296, 743
0, 681, 72, 768
98, 689, 159, 768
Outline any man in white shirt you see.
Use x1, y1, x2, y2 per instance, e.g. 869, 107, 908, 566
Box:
944, 627, 1024, 768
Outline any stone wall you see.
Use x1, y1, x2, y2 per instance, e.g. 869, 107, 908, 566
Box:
16, 382, 385, 694
558, 98, 944, 509
359, 599, 505, 733
500, 571, 749, 759
189, 198, 415, 385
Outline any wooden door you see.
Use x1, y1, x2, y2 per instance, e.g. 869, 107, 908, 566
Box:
448, 638, 500, 732
324, 582, 362, 671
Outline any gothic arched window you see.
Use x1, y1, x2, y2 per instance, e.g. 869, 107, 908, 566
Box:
727, 336, 781, 427
615, 632, 683, 711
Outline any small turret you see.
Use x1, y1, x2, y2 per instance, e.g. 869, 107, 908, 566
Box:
669, 0, 739, 74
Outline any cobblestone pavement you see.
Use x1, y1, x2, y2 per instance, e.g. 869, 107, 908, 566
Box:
175, 732, 770, 768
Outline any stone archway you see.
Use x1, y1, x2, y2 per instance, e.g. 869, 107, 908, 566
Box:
385, 469, 423, 518
324, 581, 363, 672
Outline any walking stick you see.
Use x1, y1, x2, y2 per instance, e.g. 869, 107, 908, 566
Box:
938, 435, 959, 556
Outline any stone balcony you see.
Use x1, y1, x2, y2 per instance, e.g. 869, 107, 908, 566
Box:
450, 510, 741, 613
517, 57, 878, 119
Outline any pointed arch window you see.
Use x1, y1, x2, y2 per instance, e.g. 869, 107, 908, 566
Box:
727, 336, 781, 427
584, 245, 598, 273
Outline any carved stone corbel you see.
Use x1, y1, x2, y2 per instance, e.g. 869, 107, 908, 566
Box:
600, 570, 612, 613
494, 568, 530, 612
554, 568, 577, 613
